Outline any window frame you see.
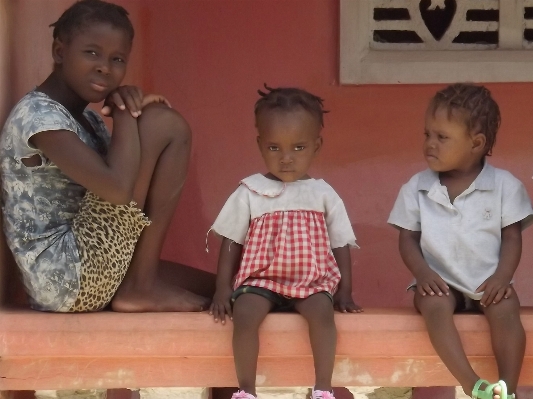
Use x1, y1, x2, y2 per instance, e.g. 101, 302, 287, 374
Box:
340, 0, 533, 84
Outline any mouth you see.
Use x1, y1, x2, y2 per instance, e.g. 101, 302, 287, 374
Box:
425, 154, 438, 160
90, 81, 109, 92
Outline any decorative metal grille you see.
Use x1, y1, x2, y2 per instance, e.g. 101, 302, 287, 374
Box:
340, 0, 533, 84
370, 0, 532, 50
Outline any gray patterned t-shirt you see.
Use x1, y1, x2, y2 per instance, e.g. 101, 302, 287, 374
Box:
0, 91, 110, 311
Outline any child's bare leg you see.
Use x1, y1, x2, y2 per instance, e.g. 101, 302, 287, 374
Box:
294, 293, 336, 391
112, 103, 209, 312
232, 293, 274, 395
482, 289, 525, 395
414, 290, 481, 396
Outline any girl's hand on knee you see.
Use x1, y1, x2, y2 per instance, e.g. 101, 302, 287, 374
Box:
415, 269, 449, 297
209, 287, 233, 324
333, 289, 363, 313
101, 85, 144, 118
141, 94, 171, 109
476, 275, 513, 307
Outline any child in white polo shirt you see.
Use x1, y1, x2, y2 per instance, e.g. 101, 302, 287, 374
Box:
388, 84, 533, 399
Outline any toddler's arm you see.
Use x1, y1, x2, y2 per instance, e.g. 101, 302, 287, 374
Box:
332, 245, 362, 313
399, 228, 450, 297
209, 238, 243, 324
475, 222, 521, 307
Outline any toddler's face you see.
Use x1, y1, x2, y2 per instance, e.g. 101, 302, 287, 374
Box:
55, 22, 131, 103
423, 107, 482, 173
256, 108, 322, 182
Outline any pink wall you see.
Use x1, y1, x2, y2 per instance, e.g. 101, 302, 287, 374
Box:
6, 0, 533, 308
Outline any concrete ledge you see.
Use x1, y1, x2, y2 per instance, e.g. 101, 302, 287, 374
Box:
1, 307, 533, 390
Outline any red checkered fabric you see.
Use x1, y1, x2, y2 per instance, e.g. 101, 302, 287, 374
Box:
233, 210, 341, 298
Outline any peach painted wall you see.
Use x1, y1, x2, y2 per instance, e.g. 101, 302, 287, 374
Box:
5, 0, 533, 308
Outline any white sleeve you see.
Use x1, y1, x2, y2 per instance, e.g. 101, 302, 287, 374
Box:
388, 180, 421, 232
501, 175, 533, 230
325, 196, 357, 249
211, 185, 251, 245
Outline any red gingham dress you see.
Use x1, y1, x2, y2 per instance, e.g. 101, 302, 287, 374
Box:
233, 209, 341, 297
211, 174, 357, 299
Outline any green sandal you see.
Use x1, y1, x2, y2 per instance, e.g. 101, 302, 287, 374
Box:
472, 380, 512, 399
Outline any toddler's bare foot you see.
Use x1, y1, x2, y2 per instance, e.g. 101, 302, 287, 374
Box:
111, 281, 211, 312
467, 381, 505, 399
492, 384, 501, 399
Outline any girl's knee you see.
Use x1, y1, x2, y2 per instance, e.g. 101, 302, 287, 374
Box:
138, 104, 192, 145
232, 294, 272, 328
297, 293, 335, 324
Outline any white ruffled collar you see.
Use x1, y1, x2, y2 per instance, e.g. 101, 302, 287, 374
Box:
240, 174, 286, 197
241, 174, 315, 198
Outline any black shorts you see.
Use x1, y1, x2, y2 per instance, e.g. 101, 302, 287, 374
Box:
231, 285, 333, 312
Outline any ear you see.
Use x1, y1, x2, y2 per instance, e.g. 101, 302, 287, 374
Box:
471, 132, 486, 154
256, 135, 261, 150
314, 136, 323, 154
52, 37, 65, 64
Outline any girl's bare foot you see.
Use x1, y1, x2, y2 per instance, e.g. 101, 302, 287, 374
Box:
111, 280, 211, 312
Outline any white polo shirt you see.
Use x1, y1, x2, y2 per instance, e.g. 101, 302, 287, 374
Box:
388, 163, 533, 299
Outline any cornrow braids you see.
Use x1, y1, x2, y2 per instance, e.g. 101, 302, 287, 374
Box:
50, 0, 134, 43
428, 83, 501, 156
254, 84, 328, 127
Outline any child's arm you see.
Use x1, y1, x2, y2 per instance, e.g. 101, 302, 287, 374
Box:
30, 107, 140, 205
399, 228, 450, 297
476, 221, 521, 307
332, 245, 363, 313
209, 238, 243, 324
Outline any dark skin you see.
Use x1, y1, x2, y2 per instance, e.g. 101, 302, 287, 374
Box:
29, 22, 211, 312
399, 107, 525, 398
210, 238, 357, 395
209, 108, 362, 394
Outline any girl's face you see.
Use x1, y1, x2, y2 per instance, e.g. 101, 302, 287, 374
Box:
423, 106, 485, 172
53, 22, 131, 103
256, 108, 322, 182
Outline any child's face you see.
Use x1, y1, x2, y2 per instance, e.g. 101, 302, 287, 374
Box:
256, 108, 322, 182
423, 107, 485, 172
54, 22, 131, 103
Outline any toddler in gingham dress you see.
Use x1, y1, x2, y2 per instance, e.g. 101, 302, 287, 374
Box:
209, 86, 362, 399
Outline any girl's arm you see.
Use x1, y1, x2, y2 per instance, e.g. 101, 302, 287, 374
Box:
475, 221, 521, 307
399, 228, 450, 297
30, 107, 140, 205
332, 245, 362, 313
101, 86, 171, 117
209, 238, 243, 324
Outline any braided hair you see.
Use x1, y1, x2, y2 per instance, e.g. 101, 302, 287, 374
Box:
428, 83, 501, 156
254, 84, 328, 127
50, 0, 134, 43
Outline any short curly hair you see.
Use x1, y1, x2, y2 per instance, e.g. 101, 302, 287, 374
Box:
254, 84, 328, 127
50, 0, 134, 43
428, 83, 501, 156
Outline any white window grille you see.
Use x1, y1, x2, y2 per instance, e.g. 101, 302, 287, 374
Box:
340, 0, 533, 84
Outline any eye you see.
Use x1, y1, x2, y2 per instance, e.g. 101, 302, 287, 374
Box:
85, 50, 97, 56
113, 57, 126, 64
268, 146, 279, 151
294, 145, 305, 151
438, 134, 448, 140
423, 131, 429, 137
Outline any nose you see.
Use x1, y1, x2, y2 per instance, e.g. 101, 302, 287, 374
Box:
96, 61, 110, 75
280, 151, 293, 164
425, 136, 437, 149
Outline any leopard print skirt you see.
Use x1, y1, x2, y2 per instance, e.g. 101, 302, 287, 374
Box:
69, 191, 151, 312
